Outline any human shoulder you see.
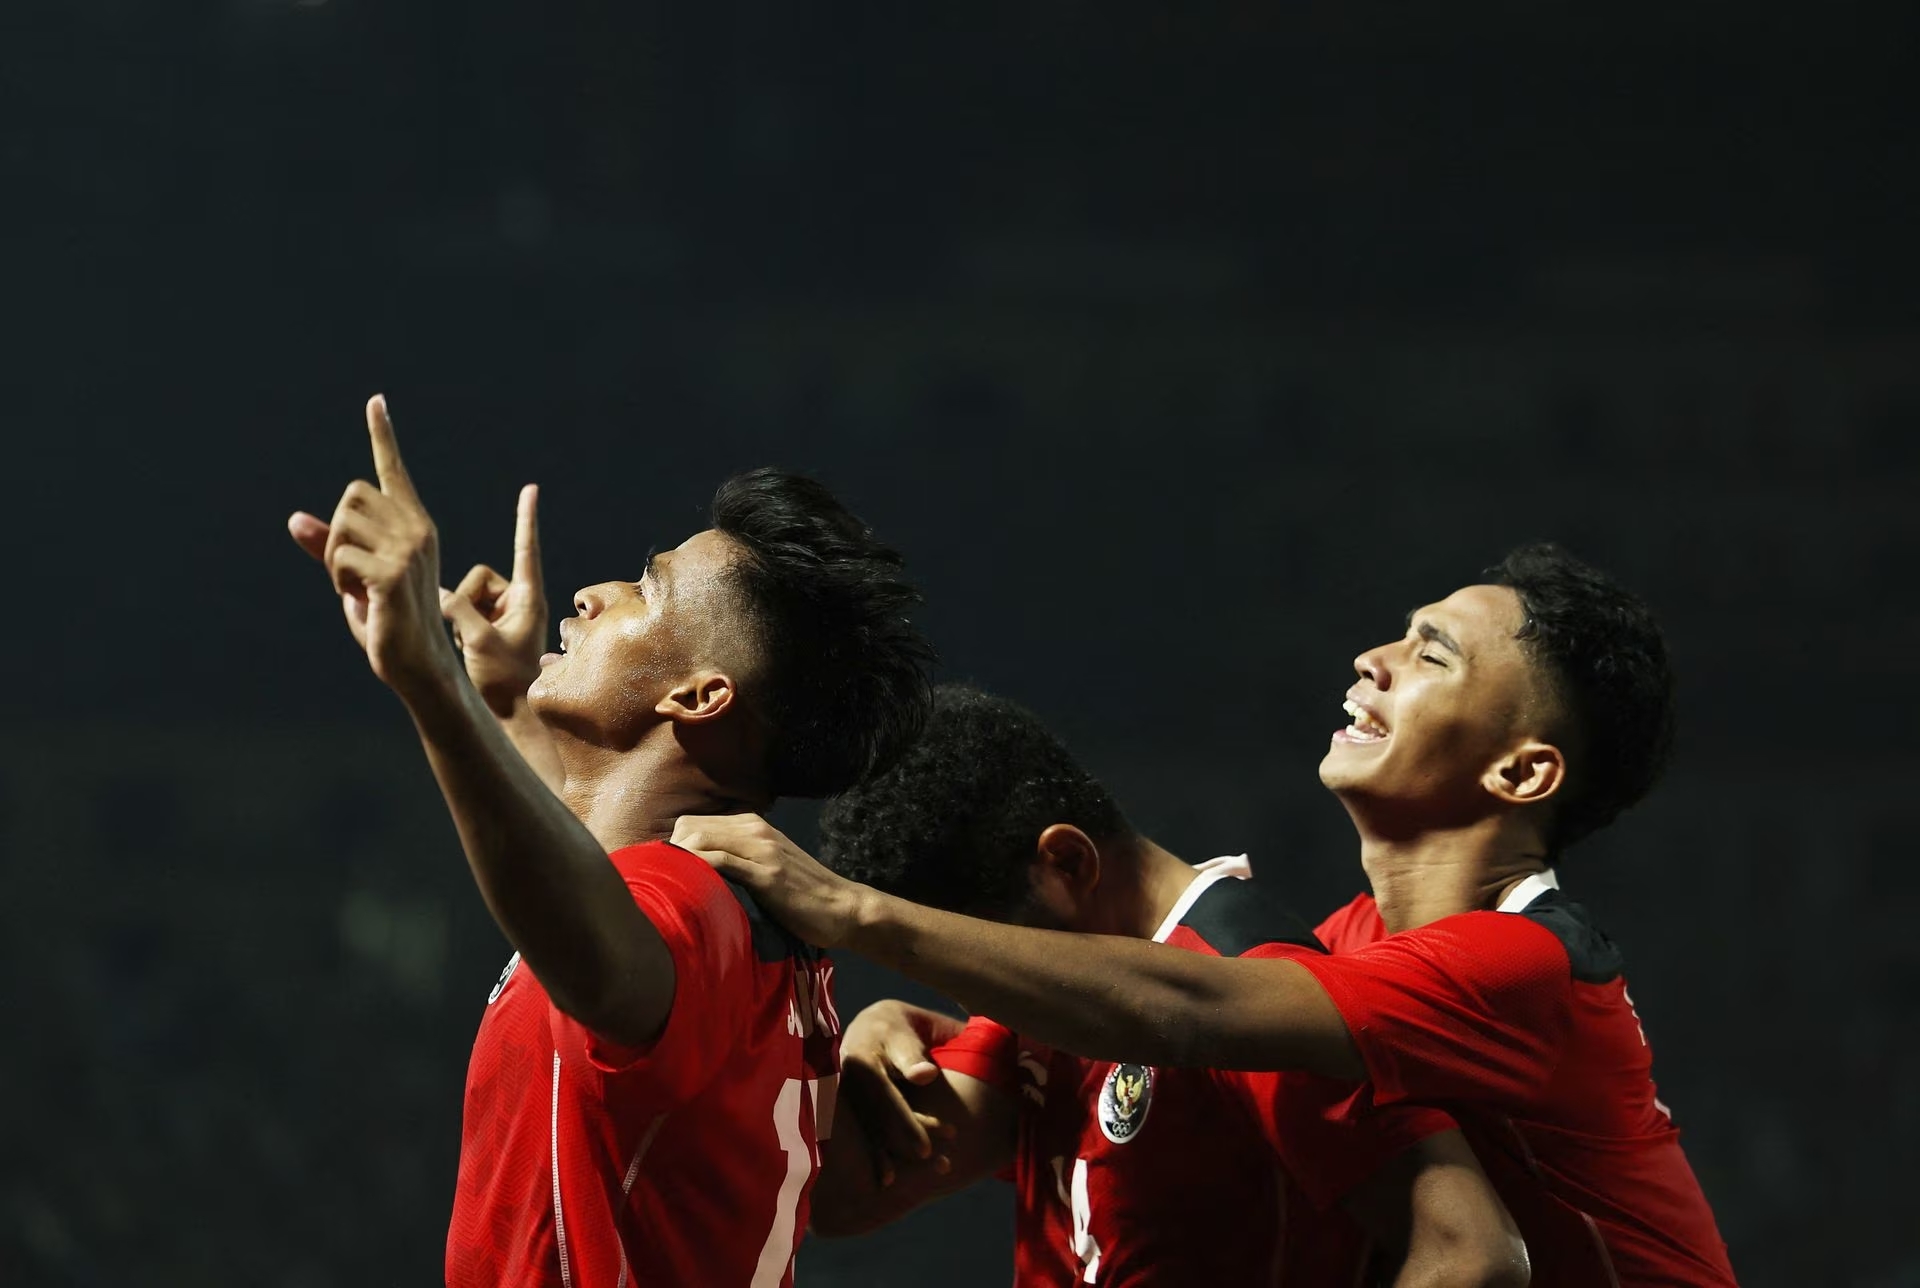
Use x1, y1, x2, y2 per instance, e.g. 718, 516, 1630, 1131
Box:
1175, 869, 1326, 959
607, 840, 763, 960
1313, 892, 1384, 953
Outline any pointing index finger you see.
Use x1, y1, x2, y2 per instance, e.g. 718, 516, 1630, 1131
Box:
365, 394, 421, 504
512, 483, 543, 592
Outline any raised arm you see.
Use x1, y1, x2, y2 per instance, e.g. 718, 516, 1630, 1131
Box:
672, 815, 1364, 1079
289, 396, 673, 1047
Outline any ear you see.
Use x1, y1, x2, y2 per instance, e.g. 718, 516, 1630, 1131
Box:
1033, 823, 1102, 899
1482, 741, 1566, 807
656, 669, 738, 725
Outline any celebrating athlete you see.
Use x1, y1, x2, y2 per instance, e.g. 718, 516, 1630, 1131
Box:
676, 545, 1735, 1285
287, 396, 935, 1287
803, 684, 1528, 1285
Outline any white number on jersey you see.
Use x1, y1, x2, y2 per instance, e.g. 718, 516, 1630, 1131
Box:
751, 1077, 824, 1288
1050, 1155, 1103, 1283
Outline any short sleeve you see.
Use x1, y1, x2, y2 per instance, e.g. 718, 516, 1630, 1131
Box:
1290, 911, 1573, 1107
548, 842, 755, 1108
930, 1015, 1021, 1095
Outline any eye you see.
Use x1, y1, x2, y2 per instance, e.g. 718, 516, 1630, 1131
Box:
1420, 653, 1447, 667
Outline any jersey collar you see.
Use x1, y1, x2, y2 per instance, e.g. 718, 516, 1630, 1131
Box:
1150, 855, 1251, 944
1496, 868, 1561, 913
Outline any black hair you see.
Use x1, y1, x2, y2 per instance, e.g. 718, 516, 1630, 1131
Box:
710, 468, 936, 799
818, 684, 1132, 918
1488, 543, 1676, 852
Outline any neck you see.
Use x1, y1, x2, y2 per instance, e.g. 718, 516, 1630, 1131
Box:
1095, 836, 1204, 940
552, 724, 767, 851
1343, 799, 1551, 933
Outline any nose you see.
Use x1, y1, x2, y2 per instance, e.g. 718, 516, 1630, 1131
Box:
1354, 643, 1392, 690
574, 584, 609, 618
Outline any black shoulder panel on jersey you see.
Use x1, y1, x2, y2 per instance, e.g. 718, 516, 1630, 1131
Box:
1180, 876, 1327, 957
725, 880, 823, 965
1514, 890, 1623, 984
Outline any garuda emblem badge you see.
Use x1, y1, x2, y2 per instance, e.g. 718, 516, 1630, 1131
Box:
1098, 1063, 1155, 1144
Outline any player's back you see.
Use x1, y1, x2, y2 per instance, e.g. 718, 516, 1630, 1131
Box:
1314, 883, 1735, 1286
447, 841, 840, 1288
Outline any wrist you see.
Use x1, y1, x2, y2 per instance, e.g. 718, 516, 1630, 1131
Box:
394, 644, 472, 723
843, 885, 898, 952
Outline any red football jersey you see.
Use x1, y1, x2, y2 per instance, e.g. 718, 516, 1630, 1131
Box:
1304, 874, 1736, 1287
446, 841, 841, 1288
933, 858, 1454, 1286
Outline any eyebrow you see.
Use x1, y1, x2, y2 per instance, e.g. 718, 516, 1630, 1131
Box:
1415, 619, 1465, 658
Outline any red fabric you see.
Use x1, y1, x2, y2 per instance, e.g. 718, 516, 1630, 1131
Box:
446, 842, 840, 1288
1225, 939, 1457, 1213
929, 1014, 1020, 1094
1302, 893, 1738, 1287
928, 899, 1452, 1285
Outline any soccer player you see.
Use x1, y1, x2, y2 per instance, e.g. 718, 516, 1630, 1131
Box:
286, 396, 935, 1287
675, 545, 1736, 1285
803, 684, 1528, 1285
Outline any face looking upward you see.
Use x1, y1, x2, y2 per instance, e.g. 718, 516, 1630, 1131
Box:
1321, 583, 1569, 834
528, 528, 759, 746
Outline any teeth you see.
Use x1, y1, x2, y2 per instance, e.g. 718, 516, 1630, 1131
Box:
1341, 699, 1388, 738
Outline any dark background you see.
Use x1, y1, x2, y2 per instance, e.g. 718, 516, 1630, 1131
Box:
3, 1, 1915, 1284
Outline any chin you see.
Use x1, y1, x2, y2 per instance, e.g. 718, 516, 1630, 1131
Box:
1318, 747, 1361, 792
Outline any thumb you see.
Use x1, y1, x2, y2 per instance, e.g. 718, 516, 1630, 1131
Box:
288, 512, 330, 562
440, 587, 492, 642
886, 1036, 940, 1085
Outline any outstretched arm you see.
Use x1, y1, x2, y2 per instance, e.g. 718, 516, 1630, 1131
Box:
673, 815, 1363, 1079
289, 396, 673, 1047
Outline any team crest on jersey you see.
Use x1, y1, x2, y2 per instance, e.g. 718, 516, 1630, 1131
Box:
1098, 1063, 1155, 1144
487, 951, 521, 1004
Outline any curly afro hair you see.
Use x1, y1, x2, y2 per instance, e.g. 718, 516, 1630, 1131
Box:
1488, 543, 1676, 853
817, 683, 1131, 918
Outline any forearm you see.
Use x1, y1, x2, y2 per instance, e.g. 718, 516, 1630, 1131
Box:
813, 1068, 1010, 1237
810, 1107, 945, 1237
846, 894, 1362, 1078
405, 666, 674, 1038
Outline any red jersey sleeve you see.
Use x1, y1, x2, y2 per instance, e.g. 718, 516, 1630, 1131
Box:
547, 842, 756, 1108
930, 1014, 1021, 1094
1224, 941, 1457, 1210
1290, 911, 1573, 1107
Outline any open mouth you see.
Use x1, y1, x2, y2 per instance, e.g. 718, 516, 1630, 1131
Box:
1337, 698, 1391, 744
